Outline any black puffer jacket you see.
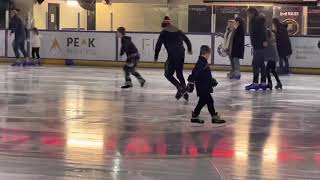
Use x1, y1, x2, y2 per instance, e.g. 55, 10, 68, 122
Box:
120, 36, 138, 57
154, 25, 192, 60
250, 15, 267, 50
188, 56, 215, 96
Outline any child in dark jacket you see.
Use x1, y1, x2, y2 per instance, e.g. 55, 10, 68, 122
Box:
117, 27, 146, 89
187, 45, 225, 124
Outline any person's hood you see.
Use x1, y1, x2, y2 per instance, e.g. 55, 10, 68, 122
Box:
163, 24, 179, 32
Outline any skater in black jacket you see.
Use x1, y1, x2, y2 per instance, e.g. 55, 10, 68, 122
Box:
10, 9, 28, 66
117, 27, 146, 89
154, 16, 192, 101
187, 45, 225, 124
245, 7, 269, 91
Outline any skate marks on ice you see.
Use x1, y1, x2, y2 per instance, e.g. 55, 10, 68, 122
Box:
0, 66, 319, 179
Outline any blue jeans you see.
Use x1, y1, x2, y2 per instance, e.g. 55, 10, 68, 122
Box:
12, 39, 28, 59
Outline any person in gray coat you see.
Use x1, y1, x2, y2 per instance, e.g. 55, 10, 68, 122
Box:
265, 29, 282, 90
223, 20, 236, 79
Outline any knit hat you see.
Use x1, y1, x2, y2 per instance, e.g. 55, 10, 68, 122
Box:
161, 16, 171, 28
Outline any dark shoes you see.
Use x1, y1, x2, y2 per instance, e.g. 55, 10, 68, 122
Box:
140, 79, 146, 87
191, 112, 226, 124
275, 83, 283, 90
212, 113, 226, 124
175, 87, 187, 100
121, 85, 133, 89
183, 93, 189, 102
191, 112, 204, 124
122, 79, 145, 89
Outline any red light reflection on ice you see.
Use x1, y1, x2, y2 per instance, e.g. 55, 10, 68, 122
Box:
277, 152, 304, 161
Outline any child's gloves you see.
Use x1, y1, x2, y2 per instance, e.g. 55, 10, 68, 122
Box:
212, 77, 218, 88
187, 82, 195, 93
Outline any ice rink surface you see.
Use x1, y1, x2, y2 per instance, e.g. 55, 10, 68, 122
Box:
0, 65, 319, 180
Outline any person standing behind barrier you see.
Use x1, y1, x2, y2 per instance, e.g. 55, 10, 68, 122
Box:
154, 16, 192, 101
272, 18, 292, 75
245, 7, 268, 91
31, 28, 42, 66
223, 20, 236, 79
9, 9, 28, 66
230, 17, 245, 80
265, 28, 282, 90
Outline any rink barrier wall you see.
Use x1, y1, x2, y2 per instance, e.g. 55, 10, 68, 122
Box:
7, 30, 117, 61
1, 57, 320, 74
1, 30, 320, 73
0, 30, 5, 57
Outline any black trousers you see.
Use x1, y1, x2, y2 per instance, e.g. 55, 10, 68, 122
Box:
279, 56, 289, 73
164, 52, 186, 90
123, 55, 144, 86
266, 61, 281, 85
252, 50, 266, 84
32, 47, 40, 59
194, 93, 216, 117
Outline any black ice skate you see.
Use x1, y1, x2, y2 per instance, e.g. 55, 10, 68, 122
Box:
245, 83, 260, 91
175, 87, 187, 100
140, 79, 146, 87
212, 113, 226, 124
275, 82, 282, 90
11, 62, 20, 66
121, 85, 133, 89
183, 93, 189, 102
121, 81, 133, 89
191, 112, 204, 124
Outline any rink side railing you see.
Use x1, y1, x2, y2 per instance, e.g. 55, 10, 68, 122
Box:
0, 29, 320, 69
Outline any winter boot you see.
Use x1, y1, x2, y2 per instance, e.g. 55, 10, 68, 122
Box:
212, 113, 226, 124
191, 112, 204, 124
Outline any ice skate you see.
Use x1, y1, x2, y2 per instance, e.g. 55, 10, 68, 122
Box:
275, 82, 283, 90
212, 113, 226, 124
234, 74, 241, 80
121, 85, 132, 89
191, 112, 204, 124
121, 82, 133, 89
267, 83, 273, 90
245, 83, 260, 91
11, 62, 20, 66
260, 83, 268, 91
227, 72, 234, 79
183, 93, 189, 102
22, 60, 27, 67
175, 87, 187, 100
140, 79, 146, 87
27, 61, 34, 66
